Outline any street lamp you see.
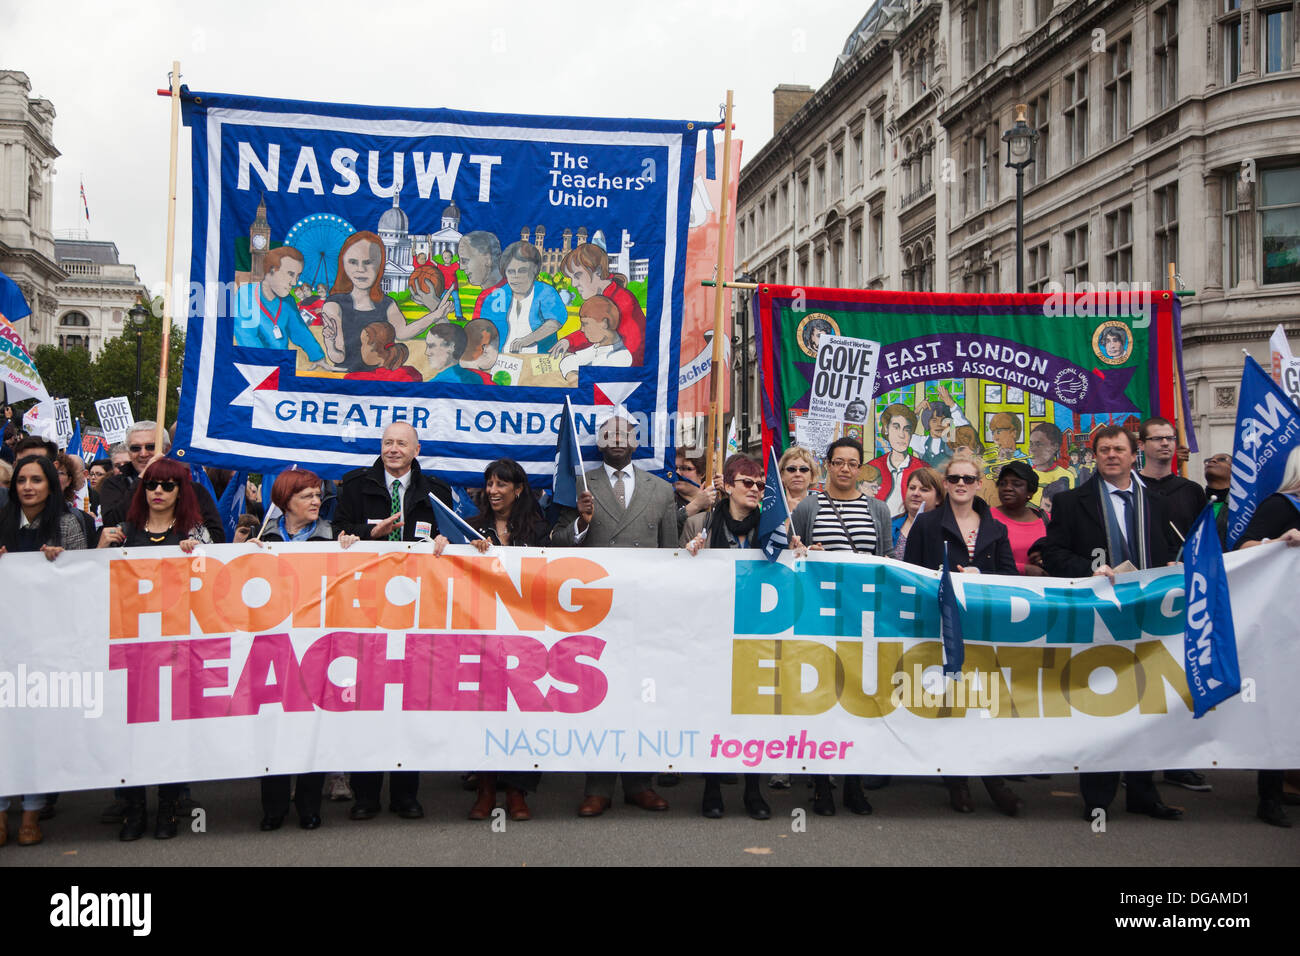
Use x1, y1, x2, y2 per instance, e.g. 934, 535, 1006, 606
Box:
129, 303, 149, 418
1002, 103, 1038, 293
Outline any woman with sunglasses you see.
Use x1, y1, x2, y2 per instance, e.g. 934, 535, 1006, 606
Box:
0, 455, 88, 848
98, 459, 210, 840
903, 451, 1024, 816
682, 454, 773, 820
778, 445, 817, 509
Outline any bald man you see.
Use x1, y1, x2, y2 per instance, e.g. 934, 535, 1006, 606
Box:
333, 420, 454, 821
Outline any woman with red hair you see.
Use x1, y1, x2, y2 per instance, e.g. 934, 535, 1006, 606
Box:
97, 458, 210, 841
321, 231, 441, 372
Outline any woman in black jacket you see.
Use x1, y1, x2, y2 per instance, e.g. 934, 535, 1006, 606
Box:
903, 451, 1024, 816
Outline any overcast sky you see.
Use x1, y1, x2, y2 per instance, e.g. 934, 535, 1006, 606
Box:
5, 1, 864, 293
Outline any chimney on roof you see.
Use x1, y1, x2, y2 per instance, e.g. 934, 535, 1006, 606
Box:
773, 84, 814, 133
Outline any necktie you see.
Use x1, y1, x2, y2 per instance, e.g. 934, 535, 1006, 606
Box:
1115, 490, 1136, 563
613, 470, 627, 509
389, 479, 402, 541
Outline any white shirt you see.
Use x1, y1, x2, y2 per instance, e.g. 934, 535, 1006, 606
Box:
572, 463, 635, 542
506, 289, 537, 353
381, 468, 411, 528
1102, 477, 1134, 546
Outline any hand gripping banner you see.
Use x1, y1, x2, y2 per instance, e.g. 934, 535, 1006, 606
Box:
174, 89, 705, 485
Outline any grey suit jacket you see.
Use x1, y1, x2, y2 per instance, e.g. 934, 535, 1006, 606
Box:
550, 464, 679, 549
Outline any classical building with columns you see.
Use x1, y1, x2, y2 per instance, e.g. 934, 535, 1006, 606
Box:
51, 239, 147, 358
734, 0, 1300, 465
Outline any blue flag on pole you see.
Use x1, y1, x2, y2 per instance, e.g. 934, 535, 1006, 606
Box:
217, 469, 248, 542
757, 446, 791, 561
449, 484, 479, 521
68, 418, 82, 461
1226, 356, 1300, 547
0, 270, 31, 322
1184, 504, 1242, 718
429, 492, 485, 544
939, 542, 965, 677
552, 395, 586, 511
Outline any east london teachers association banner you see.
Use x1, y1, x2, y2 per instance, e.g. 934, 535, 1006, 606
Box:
754, 287, 1195, 512
174, 90, 706, 485
2, 543, 1298, 795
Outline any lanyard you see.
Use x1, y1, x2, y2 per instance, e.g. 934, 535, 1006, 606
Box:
258, 288, 282, 328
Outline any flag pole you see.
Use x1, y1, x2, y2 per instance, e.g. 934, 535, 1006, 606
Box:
1168, 261, 1189, 477
154, 60, 182, 453
705, 90, 735, 485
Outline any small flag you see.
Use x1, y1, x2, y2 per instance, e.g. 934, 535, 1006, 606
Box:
449, 484, 479, 520
552, 395, 588, 510
725, 416, 740, 456
67, 417, 82, 459
80, 178, 90, 223
429, 491, 485, 543
1184, 504, 1241, 718
939, 542, 965, 677
217, 469, 249, 542
757, 446, 791, 561
1226, 356, 1300, 547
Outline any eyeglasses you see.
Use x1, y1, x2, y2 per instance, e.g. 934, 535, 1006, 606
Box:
129, 443, 156, 454
143, 479, 178, 492
828, 459, 861, 469
1206, 455, 1231, 463
1144, 435, 1176, 443
732, 477, 766, 491
945, 474, 980, 486
784, 465, 811, 473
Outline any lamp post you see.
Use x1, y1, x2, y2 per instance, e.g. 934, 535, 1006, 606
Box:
734, 270, 757, 451
129, 303, 148, 419
1002, 104, 1038, 293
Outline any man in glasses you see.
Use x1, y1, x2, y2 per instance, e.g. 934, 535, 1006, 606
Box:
1138, 416, 1206, 542
98, 422, 225, 542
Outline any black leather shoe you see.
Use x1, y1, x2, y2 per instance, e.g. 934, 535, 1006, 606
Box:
812, 783, 836, 816
349, 803, 380, 820
702, 788, 724, 819
743, 792, 772, 820
1258, 799, 1292, 828
259, 815, 284, 831
390, 799, 425, 819
949, 786, 975, 814
860, 774, 890, 790
842, 779, 874, 815
154, 801, 178, 839
299, 814, 322, 830
1126, 801, 1183, 820
119, 805, 147, 841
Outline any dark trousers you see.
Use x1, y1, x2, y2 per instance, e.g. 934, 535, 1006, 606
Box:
122, 783, 182, 806
942, 775, 1005, 792
583, 772, 652, 799
498, 771, 541, 794
261, 773, 325, 818
351, 770, 418, 808
1079, 771, 1160, 810
1259, 770, 1284, 802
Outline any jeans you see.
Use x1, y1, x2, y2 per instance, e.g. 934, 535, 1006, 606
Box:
0, 795, 48, 812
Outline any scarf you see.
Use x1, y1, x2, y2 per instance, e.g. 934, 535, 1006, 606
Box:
708, 499, 760, 550
1098, 473, 1150, 569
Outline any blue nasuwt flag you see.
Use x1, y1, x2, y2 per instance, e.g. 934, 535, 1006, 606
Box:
939, 541, 965, 677
757, 445, 790, 561
449, 484, 478, 520
217, 469, 248, 542
187, 462, 216, 502
68, 418, 82, 460
1184, 504, 1242, 718
0, 269, 31, 321
1226, 356, 1300, 547
429, 492, 485, 544
552, 395, 586, 511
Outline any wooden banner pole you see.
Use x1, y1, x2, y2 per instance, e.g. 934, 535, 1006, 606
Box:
1168, 261, 1189, 477
705, 90, 735, 483
154, 60, 182, 452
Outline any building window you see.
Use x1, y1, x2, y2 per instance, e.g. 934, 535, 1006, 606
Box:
871, 211, 884, 276
967, 0, 1000, 70
1027, 242, 1051, 293
873, 115, 886, 172
1065, 223, 1090, 283
834, 149, 845, 200
1064, 67, 1088, 164
853, 131, 865, 186
832, 238, 844, 286
815, 248, 826, 285
738, 221, 747, 256
1033, 0, 1052, 28
1261, 166, 1300, 284
1153, 3, 1178, 111
978, 133, 991, 209
853, 227, 864, 286
816, 162, 826, 210
1153, 182, 1179, 277
1222, 3, 1242, 84
60, 334, 89, 351
1104, 206, 1133, 283
1262, 6, 1294, 73
1223, 172, 1240, 287
1028, 93, 1050, 187
798, 175, 809, 222
60, 311, 90, 327
779, 183, 789, 226
757, 201, 766, 245
1105, 37, 1132, 144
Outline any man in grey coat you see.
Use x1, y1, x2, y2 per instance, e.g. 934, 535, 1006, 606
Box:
551, 411, 676, 816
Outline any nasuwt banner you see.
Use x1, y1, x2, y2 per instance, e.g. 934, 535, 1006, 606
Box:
175, 90, 707, 485
1, 543, 1297, 795
753, 287, 1194, 512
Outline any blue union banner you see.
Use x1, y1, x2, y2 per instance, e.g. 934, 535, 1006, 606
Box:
174, 89, 704, 484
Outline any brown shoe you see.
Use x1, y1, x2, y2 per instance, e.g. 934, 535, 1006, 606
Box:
17, 810, 42, 846
984, 779, 1024, 817
0, 811, 7, 847
948, 785, 975, 814
625, 789, 669, 811
506, 787, 532, 821
577, 795, 611, 817
468, 772, 497, 820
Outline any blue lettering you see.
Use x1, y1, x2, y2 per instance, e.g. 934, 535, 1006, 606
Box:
275, 400, 295, 421
455, 408, 472, 432
475, 410, 496, 432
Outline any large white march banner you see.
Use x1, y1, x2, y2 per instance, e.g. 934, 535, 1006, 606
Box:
175, 90, 709, 486
2, 544, 1298, 795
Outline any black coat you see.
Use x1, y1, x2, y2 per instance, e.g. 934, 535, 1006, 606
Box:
333, 458, 453, 542
1236, 492, 1300, 546
1042, 474, 1179, 577
903, 497, 1017, 575
99, 462, 226, 543
1141, 472, 1207, 539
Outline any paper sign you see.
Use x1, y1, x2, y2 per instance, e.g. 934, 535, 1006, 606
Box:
52, 398, 72, 448
807, 335, 880, 423
95, 396, 134, 444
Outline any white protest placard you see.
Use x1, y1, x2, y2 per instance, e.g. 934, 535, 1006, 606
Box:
95, 396, 134, 444
794, 415, 838, 457
808, 335, 881, 424
1282, 357, 1300, 410
52, 398, 72, 448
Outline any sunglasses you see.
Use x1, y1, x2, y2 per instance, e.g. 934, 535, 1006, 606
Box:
143, 479, 178, 492
945, 474, 980, 486
784, 465, 811, 473
129, 443, 156, 454
732, 477, 766, 491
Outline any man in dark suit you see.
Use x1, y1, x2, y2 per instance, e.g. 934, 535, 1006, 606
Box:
1042, 424, 1183, 823
334, 420, 453, 821
551, 411, 675, 816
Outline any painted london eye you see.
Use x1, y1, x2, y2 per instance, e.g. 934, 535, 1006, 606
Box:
283, 212, 356, 290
